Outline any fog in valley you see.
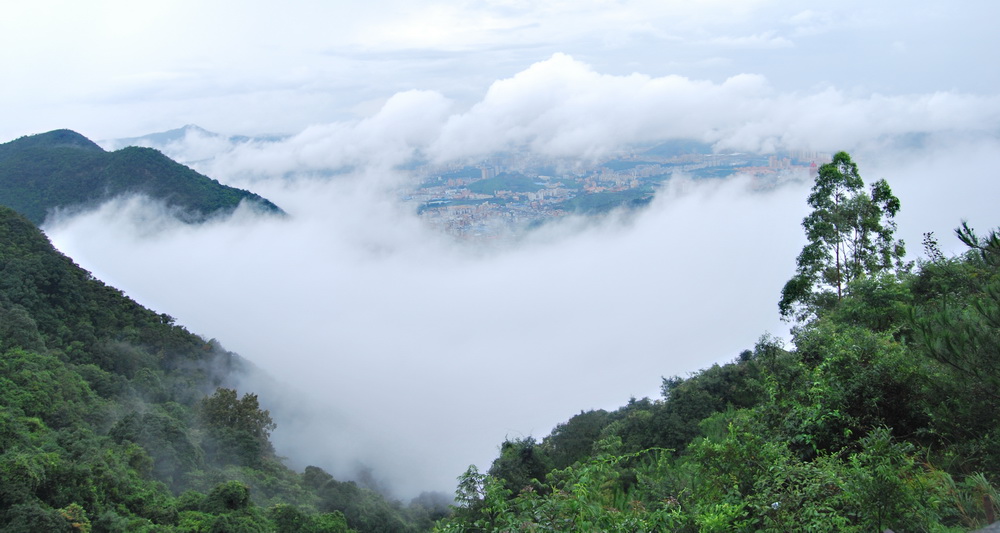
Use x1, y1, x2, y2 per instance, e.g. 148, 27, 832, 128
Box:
42, 56, 1000, 497
5, 0, 999, 500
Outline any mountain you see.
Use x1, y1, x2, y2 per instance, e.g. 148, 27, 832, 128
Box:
0, 129, 284, 225
0, 205, 444, 531
0, 128, 105, 154
108, 124, 286, 150
111, 124, 224, 147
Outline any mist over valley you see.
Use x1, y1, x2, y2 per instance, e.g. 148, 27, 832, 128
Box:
38, 58, 1000, 496
3, 2, 1000, 530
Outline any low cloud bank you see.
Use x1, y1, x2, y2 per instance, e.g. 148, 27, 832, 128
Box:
154, 54, 1000, 181
46, 172, 812, 497
45, 56, 1000, 497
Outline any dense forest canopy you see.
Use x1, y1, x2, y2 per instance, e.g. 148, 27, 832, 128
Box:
0, 130, 283, 226
0, 206, 445, 532
435, 153, 1000, 532
2, 145, 999, 532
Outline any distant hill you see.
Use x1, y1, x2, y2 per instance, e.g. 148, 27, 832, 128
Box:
107, 124, 286, 151
640, 138, 713, 157
0, 129, 284, 225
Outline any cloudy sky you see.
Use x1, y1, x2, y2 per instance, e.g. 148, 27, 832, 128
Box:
6, 0, 1000, 498
4, 0, 999, 141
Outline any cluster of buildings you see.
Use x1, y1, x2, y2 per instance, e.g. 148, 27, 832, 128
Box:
405, 148, 830, 239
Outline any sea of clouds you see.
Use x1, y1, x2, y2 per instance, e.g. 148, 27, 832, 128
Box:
46, 55, 1000, 497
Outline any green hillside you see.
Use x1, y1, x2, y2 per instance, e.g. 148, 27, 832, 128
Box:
0, 130, 283, 225
5, 143, 1000, 532
0, 206, 443, 532
437, 153, 1000, 532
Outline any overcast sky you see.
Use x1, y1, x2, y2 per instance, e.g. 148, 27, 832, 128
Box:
3, 0, 999, 140
7, 0, 1000, 498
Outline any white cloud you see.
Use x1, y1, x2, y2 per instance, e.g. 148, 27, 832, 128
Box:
199, 90, 453, 181
176, 54, 1000, 180
42, 57, 1000, 498
48, 126, 1000, 497
46, 169, 808, 497
11, 0, 1000, 501
785, 9, 836, 37
4, 0, 998, 141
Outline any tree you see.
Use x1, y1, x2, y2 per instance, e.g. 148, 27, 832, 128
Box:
198, 388, 276, 443
912, 223, 1000, 398
198, 388, 277, 465
487, 437, 551, 496
779, 151, 905, 320
541, 410, 611, 469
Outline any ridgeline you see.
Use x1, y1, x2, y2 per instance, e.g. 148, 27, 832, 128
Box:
0, 129, 283, 225
3, 139, 1000, 532
0, 206, 445, 532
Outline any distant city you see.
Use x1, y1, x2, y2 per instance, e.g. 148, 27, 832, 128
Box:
404, 142, 831, 239
102, 127, 832, 241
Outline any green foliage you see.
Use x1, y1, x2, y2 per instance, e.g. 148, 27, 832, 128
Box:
439, 449, 684, 532
651, 358, 764, 451
685, 415, 955, 532
554, 187, 655, 214
0, 129, 283, 225
913, 224, 1000, 395
0, 303, 44, 352
197, 388, 277, 467
0, 348, 102, 428
439, 221, 1000, 531
0, 206, 228, 376
202, 481, 252, 513
823, 271, 913, 333
487, 437, 552, 496
945, 472, 1000, 529
908, 224, 1000, 477
780, 151, 906, 320
10, 133, 1000, 532
270, 504, 355, 533
779, 322, 929, 454
1, 502, 79, 533
0, 206, 434, 532
0, 449, 60, 505
312, 511, 355, 533
313, 476, 421, 533
845, 427, 949, 531
540, 410, 612, 470
199, 388, 276, 443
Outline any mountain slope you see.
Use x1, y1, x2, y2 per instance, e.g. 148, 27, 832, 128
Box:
0, 129, 283, 225
0, 206, 442, 532
438, 226, 1000, 532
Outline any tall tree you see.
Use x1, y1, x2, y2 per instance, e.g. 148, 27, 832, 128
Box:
199, 387, 276, 443
779, 152, 905, 320
198, 387, 277, 465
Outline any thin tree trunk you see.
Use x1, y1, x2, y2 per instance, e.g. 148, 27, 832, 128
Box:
836, 241, 843, 299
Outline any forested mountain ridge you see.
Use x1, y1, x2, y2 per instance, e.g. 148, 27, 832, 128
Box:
0, 129, 283, 225
5, 142, 1000, 531
437, 153, 1000, 532
0, 206, 445, 532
